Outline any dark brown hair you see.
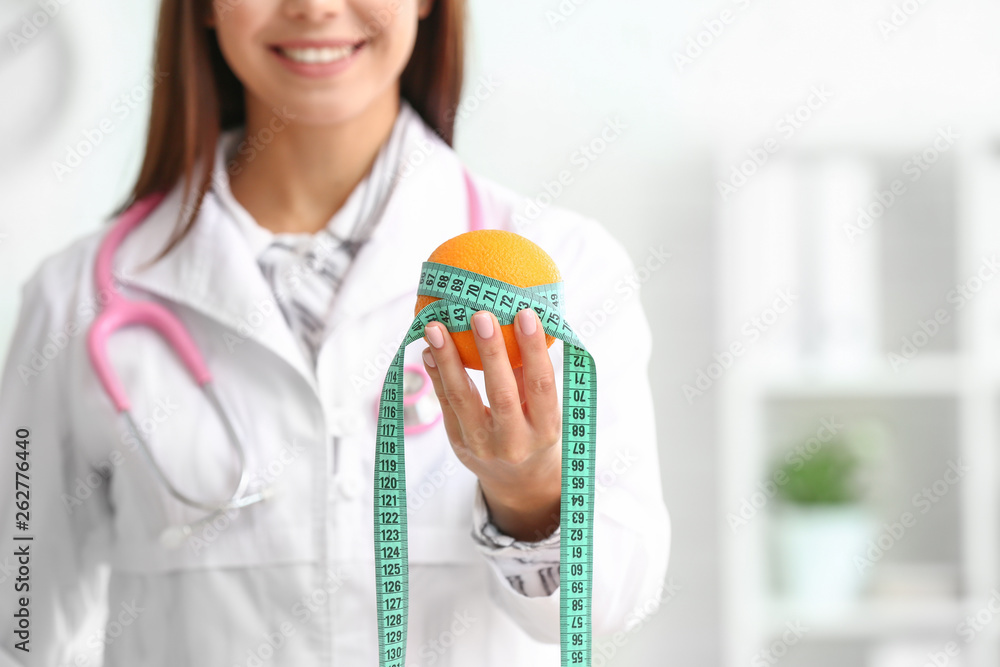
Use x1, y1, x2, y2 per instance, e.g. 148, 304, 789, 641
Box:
120, 0, 466, 264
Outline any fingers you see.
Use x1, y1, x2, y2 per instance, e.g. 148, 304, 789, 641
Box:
512, 365, 526, 403
420, 348, 465, 448
471, 311, 523, 425
514, 308, 561, 442
424, 322, 488, 440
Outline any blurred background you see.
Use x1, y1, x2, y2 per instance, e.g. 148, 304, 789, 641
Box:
2, 0, 1000, 665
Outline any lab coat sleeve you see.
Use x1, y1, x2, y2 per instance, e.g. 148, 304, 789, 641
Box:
0, 270, 112, 666
469, 218, 672, 643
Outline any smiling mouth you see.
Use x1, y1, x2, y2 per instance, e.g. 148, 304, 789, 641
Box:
271, 42, 364, 65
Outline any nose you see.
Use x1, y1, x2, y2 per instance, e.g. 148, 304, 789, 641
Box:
282, 0, 347, 22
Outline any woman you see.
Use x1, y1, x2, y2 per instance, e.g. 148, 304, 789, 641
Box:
0, 0, 670, 664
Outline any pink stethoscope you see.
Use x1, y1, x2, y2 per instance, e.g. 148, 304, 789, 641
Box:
89, 168, 483, 546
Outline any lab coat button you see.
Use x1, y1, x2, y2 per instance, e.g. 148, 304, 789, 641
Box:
338, 475, 364, 500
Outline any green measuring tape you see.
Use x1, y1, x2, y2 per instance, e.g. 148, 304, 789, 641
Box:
374, 261, 597, 666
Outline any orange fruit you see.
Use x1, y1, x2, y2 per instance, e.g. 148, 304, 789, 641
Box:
415, 230, 561, 370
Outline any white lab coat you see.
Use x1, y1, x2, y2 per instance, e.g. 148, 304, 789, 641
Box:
0, 118, 670, 666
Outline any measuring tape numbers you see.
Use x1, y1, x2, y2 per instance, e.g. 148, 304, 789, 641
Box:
374, 261, 597, 666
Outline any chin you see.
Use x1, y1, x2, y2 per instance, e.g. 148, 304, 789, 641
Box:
267, 83, 392, 127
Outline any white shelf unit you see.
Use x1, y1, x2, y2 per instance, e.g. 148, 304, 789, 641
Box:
719, 137, 1000, 667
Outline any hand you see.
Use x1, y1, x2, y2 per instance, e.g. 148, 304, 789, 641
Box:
421, 308, 562, 542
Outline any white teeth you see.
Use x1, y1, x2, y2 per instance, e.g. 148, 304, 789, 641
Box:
279, 45, 356, 64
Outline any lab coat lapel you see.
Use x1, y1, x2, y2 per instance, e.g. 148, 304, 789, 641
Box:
111, 185, 319, 392
325, 135, 471, 331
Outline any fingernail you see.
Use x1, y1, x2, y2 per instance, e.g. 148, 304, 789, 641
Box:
425, 324, 445, 349
422, 347, 436, 368
518, 309, 537, 336
473, 311, 494, 338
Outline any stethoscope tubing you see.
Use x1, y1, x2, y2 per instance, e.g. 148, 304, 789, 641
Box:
121, 383, 251, 514
91, 166, 483, 544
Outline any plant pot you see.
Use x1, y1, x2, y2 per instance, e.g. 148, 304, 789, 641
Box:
771, 503, 877, 615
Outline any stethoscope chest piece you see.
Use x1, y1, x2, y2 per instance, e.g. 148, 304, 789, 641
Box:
373, 363, 442, 435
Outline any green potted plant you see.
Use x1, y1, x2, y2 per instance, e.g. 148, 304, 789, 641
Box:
770, 432, 878, 614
